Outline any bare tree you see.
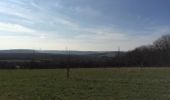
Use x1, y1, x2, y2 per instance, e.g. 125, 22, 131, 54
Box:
153, 34, 170, 51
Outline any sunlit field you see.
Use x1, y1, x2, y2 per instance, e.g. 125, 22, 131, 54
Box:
0, 68, 170, 100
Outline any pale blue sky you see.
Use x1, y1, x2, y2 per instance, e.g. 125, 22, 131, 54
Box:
0, 0, 170, 51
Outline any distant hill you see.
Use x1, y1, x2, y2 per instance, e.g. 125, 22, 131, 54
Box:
0, 49, 36, 54
39, 50, 99, 55
0, 49, 125, 57
0, 49, 126, 69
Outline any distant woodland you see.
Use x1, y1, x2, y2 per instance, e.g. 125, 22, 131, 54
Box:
0, 34, 170, 69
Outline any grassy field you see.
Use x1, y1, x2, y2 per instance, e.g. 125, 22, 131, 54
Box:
0, 68, 170, 100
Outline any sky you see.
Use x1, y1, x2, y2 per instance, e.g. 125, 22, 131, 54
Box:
0, 0, 170, 51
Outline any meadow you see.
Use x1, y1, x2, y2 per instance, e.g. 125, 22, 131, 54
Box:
0, 68, 170, 100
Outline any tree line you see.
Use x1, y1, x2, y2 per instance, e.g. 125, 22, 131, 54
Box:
114, 34, 170, 67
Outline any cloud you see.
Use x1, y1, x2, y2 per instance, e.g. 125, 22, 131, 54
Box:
0, 22, 35, 33
0, 22, 48, 39
0, 0, 79, 30
30, 0, 42, 9
0, 0, 39, 24
74, 6, 101, 17
52, 17, 79, 29
72, 25, 127, 41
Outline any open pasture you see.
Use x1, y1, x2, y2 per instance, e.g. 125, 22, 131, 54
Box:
0, 68, 170, 100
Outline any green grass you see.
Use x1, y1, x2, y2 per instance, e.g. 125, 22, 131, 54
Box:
0, 68, 170, 100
